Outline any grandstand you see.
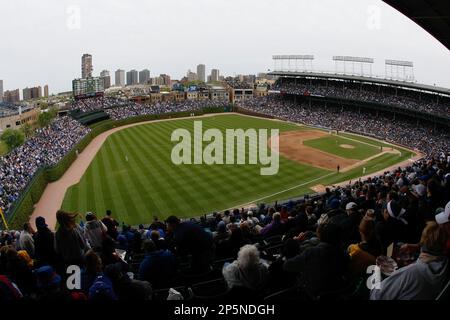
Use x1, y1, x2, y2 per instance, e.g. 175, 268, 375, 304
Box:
0, 85, 448, 302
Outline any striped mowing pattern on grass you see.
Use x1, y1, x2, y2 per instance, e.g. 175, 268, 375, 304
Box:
61, 114, 412, 225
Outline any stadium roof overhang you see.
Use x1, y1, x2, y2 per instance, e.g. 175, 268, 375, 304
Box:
383, 0, 450, 50
269, 71, 450, 96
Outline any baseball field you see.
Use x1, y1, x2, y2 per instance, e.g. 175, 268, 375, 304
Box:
60, 114, 415, 225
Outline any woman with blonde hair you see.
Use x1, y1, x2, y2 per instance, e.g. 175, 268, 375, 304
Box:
54, 210, 89, 266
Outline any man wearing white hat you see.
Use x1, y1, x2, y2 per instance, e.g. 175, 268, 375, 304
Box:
435, 201, 450, 226
435, 201, 450, 255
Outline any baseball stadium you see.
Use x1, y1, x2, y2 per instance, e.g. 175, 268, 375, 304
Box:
0, 0, 449, 306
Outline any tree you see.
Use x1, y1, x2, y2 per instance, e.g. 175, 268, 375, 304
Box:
38, 112, 52, 128
37, 106, 59, 128
21, 122, 34, 138
38, 102, 49, 110
0, 129, 25, 151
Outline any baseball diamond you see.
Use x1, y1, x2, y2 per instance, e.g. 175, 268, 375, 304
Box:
58, 113, 415, 226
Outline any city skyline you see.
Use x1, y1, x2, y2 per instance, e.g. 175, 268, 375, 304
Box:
0, 0, 449, 93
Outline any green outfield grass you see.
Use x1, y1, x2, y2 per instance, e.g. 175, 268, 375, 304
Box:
303, 135, 380, 160
61, 114, 414, 225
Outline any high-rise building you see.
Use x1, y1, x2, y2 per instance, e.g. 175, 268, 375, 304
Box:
126, 70, 139, 86
159, 74, 171, 86
211, 69, 220, 82
3, 89, 20, 104
72, 77, 104, 98
23, 88, 30, 101
139, 69, 150, 84
0, 80, 3, 102
115, 69, 125, 87
100, 70, 111, 89
187, 70, 197, 82
197, 64, 206, 82
81, 54, 93, 79
37, 86, 42, 98
22, 86, 42, 101
44, 85, 49, 97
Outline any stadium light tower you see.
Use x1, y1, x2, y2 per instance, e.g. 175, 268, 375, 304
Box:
273, 55, 314, 72
333, 56, 374, 77
385, 60, 414, 82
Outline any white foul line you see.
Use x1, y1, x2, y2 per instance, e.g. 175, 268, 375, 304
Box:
218, 171, 337, 212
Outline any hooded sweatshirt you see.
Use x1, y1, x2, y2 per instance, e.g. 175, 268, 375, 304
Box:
370, 255, 448, 300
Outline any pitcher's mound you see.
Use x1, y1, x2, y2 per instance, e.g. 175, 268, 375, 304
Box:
340, 144, 355, 149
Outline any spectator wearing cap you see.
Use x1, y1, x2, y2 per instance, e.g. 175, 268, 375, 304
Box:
376, 199, 409, 251
55, 210, 89, 266
412, 180, 427, 198
435, 201, 450, 256
34, 216, 58, 267
18, 223, 35, 257
35, 265, 71, 301
318, 198, 342, 225
330, 202, 362, 248
371, 222, 449, 300
138, 239, 177, 289
83, 212, 107, 252
88, 275, 117, 300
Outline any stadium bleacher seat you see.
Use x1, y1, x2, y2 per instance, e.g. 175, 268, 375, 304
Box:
190, 278, 230, 300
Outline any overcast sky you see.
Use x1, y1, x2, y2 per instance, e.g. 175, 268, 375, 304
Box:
1, 0, 449, 94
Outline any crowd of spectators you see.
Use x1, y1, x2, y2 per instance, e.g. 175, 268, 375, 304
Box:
240, 95, 450, 157
0, 117, 90, 214
105, 99, 230, 120
1, 156, 449, 300
275, 81, 450, 118
70, 97, 132, 113
225, 79, 253, 89
1, 90, 449, 301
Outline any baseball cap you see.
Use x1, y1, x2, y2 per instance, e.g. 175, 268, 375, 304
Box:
412, 184, 426, 197
35, 266, 61, 289
89, 275, 117, 300
435, 201, 450, 225
345, 202, 357, 210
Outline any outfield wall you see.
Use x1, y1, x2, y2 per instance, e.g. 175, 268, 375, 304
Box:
7, 107, 229, 229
